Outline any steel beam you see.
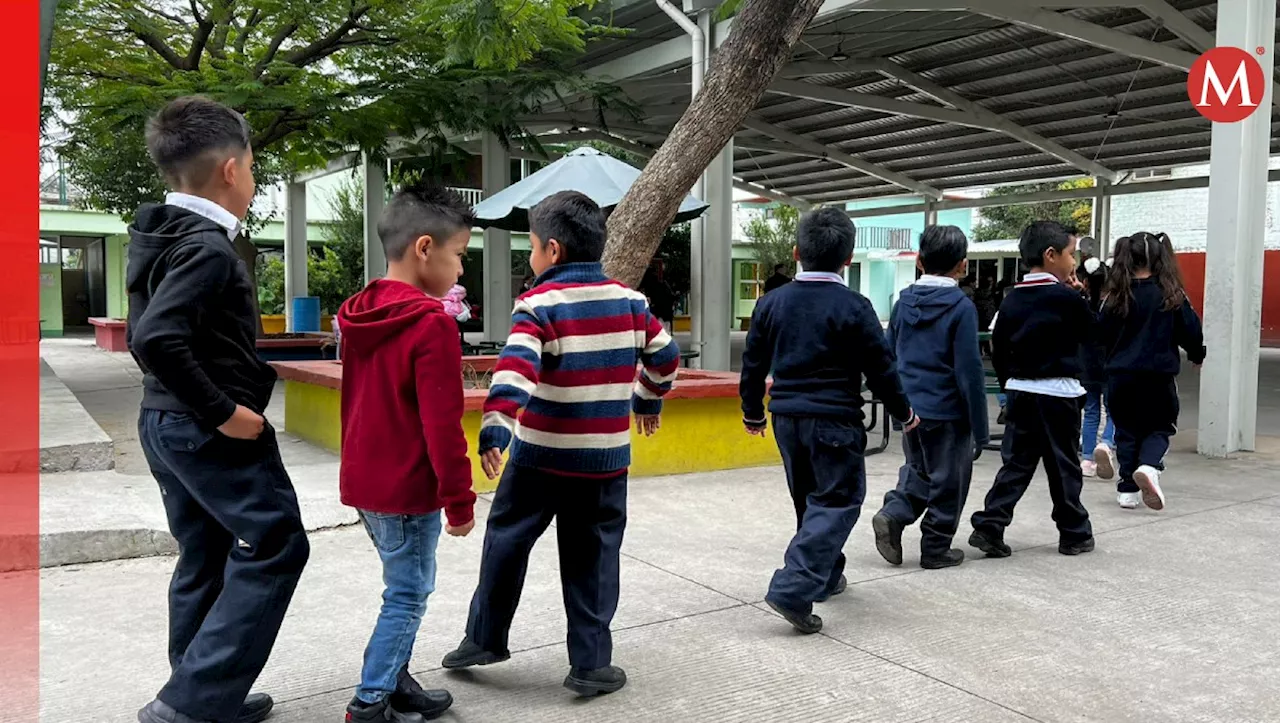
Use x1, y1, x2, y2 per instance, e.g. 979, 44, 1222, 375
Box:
768, 78, 983, 127
742, 117, 943, 198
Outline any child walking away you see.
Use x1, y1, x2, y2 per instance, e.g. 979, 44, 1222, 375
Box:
128, 97, 309, 723
970, 221, 1096, 558
740, 208, 918, 635
1098, 232, 1204, 511
1076, 237, 1116, 479
337, 184, 479, 722
872, 226, 988, 570
442, 191, 680, 697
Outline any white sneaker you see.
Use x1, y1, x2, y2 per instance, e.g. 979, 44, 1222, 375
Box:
1093, 443, 1117, 480
1134, 465, 1166, 511
1081, 460, 1097, 478
1117, 491, 1142, 509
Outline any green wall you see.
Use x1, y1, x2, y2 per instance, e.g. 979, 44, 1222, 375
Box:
107, 235, 128, 318
39, 263, 63, 337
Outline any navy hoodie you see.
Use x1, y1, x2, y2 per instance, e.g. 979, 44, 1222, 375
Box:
887, 281, 989, 446
1099, 278, 1206, 375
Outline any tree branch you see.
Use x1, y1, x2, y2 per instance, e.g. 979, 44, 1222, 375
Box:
253, 21, 299, 78
280, 5, 372, 68
233, 7, 261, 56
185, 1, 216, 69
126, 20, 187, 69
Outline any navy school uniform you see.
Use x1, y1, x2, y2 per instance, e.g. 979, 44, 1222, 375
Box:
971, 273, 1094, 546
740, 272, 913, 613
880, 277, 989, 557
1099, 278, 1206, 493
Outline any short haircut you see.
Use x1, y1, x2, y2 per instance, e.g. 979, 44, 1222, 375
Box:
528, 191, 607, 263
1018, 220, 1073, 268
145, 96, 252, 189
918, 225, 968, 275
1078, 236, 1099, 258
377, 182, 476, 261
796, 207, 856, 272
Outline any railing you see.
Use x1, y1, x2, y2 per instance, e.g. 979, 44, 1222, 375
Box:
450, 187, 485, 205
857, 226, 914, 251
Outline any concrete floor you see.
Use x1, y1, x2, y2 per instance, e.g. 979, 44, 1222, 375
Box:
36, 335, 1280, 723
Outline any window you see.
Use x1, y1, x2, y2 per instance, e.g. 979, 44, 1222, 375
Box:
1132, 168, 1173, 181
739, 261, 763, 300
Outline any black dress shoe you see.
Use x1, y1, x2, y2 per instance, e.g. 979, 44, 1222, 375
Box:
441, 637, 510, 669
391, 666, 452, 719
815, 574, 847, 603
563, 665, 627, 697
137, 699, 211, 723
235, 694, 274, 723
345, 697, 424, 723
872, 512, 904, 565
968, 529, 1012, 558
1059, 537, 1096, 556
920, 549, 965, 570
765, 598, 823, 634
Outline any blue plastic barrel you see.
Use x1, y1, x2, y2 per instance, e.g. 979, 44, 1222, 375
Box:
291, 296, 321, 333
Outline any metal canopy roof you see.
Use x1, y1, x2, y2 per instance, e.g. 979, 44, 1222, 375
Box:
536, 0, 1277, 206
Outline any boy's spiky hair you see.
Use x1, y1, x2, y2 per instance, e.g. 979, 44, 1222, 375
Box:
377, 181, 476, 260
145, 96, 252, 189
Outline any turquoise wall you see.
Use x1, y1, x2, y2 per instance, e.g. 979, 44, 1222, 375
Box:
846, 196, 974, 247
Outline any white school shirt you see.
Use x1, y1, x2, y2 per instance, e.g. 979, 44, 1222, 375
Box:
994, 272, 1086, 399
794, 271, 847, 284
166, 192, 242, 241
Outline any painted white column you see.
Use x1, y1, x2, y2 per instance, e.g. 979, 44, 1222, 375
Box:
1092, 179, 1112, 258
702, 137, 734, 371
362, 153, 387, 285
924, 202, 939, 228
687, 9, 713, 369
482, 132, 513, 341
283, 181, 308, 331
1198, 0, 1276, 457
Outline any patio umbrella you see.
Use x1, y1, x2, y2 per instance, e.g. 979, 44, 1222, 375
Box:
471, 146, 710, 232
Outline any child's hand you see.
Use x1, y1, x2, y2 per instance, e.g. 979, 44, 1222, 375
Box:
744, 421, 768, 437
902, 411, 922, 433
219, 405, 265, 440
446, 519, 475, 537
480, 448, 504, 480
636, 414, 661, 436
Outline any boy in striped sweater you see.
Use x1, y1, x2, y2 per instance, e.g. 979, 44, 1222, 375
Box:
442, 191, 680, 697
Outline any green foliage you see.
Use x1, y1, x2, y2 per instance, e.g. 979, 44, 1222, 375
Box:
743, 204, 800, 277
656, 224, 691, 299
971, 179, 1095, 242
47, 0, 626, 222
257, 254, 285, 315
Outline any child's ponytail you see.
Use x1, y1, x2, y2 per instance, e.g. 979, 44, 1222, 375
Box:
1101, 231, 1185, 317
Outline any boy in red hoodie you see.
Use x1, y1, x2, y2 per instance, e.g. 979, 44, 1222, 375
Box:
337, 184, 478, 723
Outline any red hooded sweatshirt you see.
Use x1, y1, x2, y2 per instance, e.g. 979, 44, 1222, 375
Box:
337, 279, 475, 526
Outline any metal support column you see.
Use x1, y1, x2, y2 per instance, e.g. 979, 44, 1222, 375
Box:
702, 138, 734, 371
283, 181, 308, 331
923, 201, 938, 228
362, 153, 387, 285
1091, 178, 1112, 258
482, 132, 513, 341
686, 8, 712, 368
1198, 0, 1276, 457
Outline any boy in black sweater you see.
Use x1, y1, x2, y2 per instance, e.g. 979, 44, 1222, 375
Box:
872, 225, 989, 570
970, 221, 1095, 558
128, 97, 309, 723
741, 208, 917, 634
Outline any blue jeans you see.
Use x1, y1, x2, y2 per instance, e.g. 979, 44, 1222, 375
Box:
357, 510, 442, 704
1081, 384, 1115, 460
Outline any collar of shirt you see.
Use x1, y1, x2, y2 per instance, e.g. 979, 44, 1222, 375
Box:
166, 192, 242, 241
914, 275, 958, 288
794, 271, 846, 284
1018, 272, 1059, 286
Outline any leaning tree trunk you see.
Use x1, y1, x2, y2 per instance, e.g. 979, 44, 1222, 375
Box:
600, 0, 826, 287
234, 233, 266, 338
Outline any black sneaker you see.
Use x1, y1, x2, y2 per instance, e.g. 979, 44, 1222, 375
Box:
872, 512, 904, 566
138, 699, 212, 723
345, 697, 425, 723
235, 694, 274, 723
563, 665, 628, 697
815, 574, 847, 603
920, 549, 965, 570
765, 598, 823, 634
1059, 537, 1096, 556
968, 529, 1012, 558
441, 637, 510, 669
391, 666, 452, 719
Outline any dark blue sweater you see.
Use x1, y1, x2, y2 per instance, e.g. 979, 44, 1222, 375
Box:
740, 279, 911, 424
992, 276, 1093, 389
1099, 278, 1206, 375
887, 283, 989, 446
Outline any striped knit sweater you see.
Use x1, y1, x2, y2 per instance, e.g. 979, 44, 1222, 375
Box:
479, 262, 681, 474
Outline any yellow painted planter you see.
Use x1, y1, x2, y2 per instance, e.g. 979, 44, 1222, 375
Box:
262, 314, 335, 334
281, 378, 781, 493
673, 315, 692, 333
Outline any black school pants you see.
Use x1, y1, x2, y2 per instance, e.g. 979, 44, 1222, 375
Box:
465, 464, 626, 670
138, 409, 310, 722
1107, 373, 1179, 494
766, 415, 866, 614
971, 391, 1093, 545
881, 419, 973, 557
